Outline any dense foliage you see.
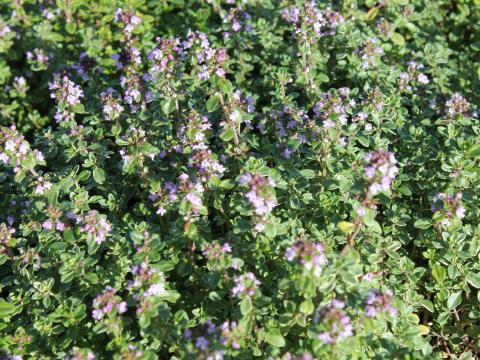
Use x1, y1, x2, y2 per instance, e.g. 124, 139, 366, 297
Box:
1, 0, 480, 358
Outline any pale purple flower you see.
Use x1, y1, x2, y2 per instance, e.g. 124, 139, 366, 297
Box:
231, 272, 260, 298
79, 211, 111, 244
417, 73, 429, 84
364, 289, 397, 317
196, 336, 209, 350
364, 149, 398, 195
240, 173, 276, 217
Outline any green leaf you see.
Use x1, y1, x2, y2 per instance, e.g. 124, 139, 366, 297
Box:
299, 169, 316, 179
467, 273, 480, 288
206, 96, 220, 112
414, 219, 432, 229
357, 135, 370, 147
93, 167, 105, 184
0, 301, 16, 318
138, 143, 160, 157
14, 170, 25, 183
299, 299, 314, 314
72, 103, 85, 114
264, 329, 285, 347
447, 292, 462, 310
365, 7, 379, 21
264, 222, 277, 239
63, 229, 75, 242
47, 185, 59, 206
391, 32, 405, 46
161, 98, 176, 116
421, 300, 434, 313
129, 231, 144, 243
397, 185, 412, 196
468, 144, 480, 158
160, 290, 181, 303
77, 170, 91, 182
362, 210, 381, 234
432, 265, 446, 283
115, 138, 130, 146
0, 254, 8, 265
317, 73, 329, 83
219, 78, 233, 94
418, 324, 430, 335
65, 21, 77, 34
220, 127, 234, 142
337, 221, 355, 235
240, 297, 253, 315
84, 273, 99, 284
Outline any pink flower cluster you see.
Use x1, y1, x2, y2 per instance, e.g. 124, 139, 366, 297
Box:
114, 8, 141, 39
431, 192, 466, 226
363, 149, 399, 195
183, 319, 243, 356
92, 286, 128, 320
26, 48, 50, 69
445, 93, 470, 118
149, 181, 178, 217
42, 205, 68, 232
92, 286, 127, 320
189, 149, 226, 182
203, 241, 232, 259
120, 74, 144, 113
178, 174, 205, 213
364, 289, 397, 317
49, 75, 84, 123
239, 173, 277, 217
79, 211, 111, 244
70, 52, 97, 82
267, 106, 309, 158
358, 37, 384, 69
224, 7, 251, 35
231, 272, 260, 298
112, 47, 142, 70
147, 37, 184, 81
399, 61, 429, 91
0, 23, 11, 37
100, 88, 124, 121
285, 240, 327, 276
179, 112, 212, 151
0, 125, 44, 173
65, 348, 96, 360
219, 320, 242, 350
179, 112, 225, 181
128, 263, 166, 298
0, 223, 15, 246
314, 299, 353, 344
33, 176, 52, 196
282, 2, 343, 44
12, 76, 28, 96
126, 262, 166, 314
313, 87, 355, 130
202, 241, 234, 271
183, 31, 228, 80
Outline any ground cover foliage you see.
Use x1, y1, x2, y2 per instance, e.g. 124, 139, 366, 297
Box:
0, 0, 480, 358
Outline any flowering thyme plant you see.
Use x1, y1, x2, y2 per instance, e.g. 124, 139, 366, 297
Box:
0, 0, 479, 359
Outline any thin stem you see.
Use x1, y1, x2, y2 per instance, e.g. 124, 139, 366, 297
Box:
174, 96, 180, 138
347, 223, 361, 247
219, 92, 239, 146
28, 167, 39, 178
